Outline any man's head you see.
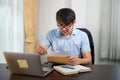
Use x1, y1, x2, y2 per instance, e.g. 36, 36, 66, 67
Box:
56, 8, 76, 26
56, 8, 76, 36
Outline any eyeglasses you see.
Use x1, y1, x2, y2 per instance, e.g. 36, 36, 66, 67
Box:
57, 23, 73, 29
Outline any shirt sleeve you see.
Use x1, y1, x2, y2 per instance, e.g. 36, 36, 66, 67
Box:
40, 31, 52, 49
81, 32, 91, 53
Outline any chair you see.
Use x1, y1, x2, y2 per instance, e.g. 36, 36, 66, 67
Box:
77, 28, 95, 64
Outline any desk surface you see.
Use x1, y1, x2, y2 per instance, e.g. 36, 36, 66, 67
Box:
0, 63, 120, 80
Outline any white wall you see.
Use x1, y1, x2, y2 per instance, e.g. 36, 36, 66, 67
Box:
36, 0, 71, 44
35, 0, 103, 64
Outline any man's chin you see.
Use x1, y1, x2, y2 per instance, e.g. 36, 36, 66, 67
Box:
62, 33, 69, 36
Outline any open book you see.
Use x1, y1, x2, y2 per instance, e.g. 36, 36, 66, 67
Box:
53, 65, 91, 75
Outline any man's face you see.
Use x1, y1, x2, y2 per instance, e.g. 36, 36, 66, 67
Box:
57, 22, 74, 36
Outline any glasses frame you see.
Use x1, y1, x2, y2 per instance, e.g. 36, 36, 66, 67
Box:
57, 23, 74, 29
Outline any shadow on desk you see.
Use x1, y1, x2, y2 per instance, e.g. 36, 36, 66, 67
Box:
10, 71, 86, 80
10, 74, 41, 80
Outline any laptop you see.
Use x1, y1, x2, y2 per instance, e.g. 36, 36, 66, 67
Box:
3, 52, 53, 77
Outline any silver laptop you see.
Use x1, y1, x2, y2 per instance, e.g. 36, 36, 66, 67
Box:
3, 52, 53, 77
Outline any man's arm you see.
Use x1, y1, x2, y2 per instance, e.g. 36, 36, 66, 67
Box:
66, 52, 92, 66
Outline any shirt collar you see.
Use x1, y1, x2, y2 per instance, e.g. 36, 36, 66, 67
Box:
71, 28, 77, 36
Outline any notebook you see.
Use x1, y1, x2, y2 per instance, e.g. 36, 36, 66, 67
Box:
3, 52, 53, 77
53, 65, 91, 75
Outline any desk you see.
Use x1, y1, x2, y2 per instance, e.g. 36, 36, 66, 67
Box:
0, 63, 120, 80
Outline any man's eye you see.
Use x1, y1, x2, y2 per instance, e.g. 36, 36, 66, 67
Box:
57, 24, 63, 26
60, 24, 63, 26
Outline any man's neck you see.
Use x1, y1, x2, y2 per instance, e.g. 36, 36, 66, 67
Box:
64, 35, 70, 38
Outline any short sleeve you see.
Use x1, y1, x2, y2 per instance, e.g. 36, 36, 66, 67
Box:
81, 32, 91, 53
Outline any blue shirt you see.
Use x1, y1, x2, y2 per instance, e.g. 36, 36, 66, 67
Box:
40, 28, 91, 58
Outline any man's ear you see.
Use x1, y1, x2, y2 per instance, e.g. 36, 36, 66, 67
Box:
73, 20, 76, 24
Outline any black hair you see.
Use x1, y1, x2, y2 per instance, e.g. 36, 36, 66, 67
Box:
56, 8, 76, 26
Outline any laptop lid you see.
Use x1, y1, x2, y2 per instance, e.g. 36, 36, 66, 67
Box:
3, 52, 53, 77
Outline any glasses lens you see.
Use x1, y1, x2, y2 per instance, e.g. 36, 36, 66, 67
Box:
57, 23, 73, 29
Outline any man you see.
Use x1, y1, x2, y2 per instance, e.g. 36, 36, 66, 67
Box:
35, 8, 92, 65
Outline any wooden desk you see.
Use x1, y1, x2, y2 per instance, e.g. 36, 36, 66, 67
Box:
0, 63, 120, 80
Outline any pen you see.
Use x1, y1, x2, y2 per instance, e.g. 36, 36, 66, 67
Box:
61, 65, 75, 69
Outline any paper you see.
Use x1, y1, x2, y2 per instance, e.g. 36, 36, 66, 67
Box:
47, 51, 70, 57
17, 60, 29, 68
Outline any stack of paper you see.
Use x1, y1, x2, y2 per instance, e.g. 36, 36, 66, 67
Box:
47, 51, 70, 57
53, 65, 91, 75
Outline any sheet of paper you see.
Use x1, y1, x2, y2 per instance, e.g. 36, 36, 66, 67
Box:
17, 60, 29, 68
47, 51, 70, 57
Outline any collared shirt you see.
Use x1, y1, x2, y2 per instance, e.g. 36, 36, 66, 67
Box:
40, 28, 91, 58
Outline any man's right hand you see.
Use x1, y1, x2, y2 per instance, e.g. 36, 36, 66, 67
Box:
35, 44, 47, 55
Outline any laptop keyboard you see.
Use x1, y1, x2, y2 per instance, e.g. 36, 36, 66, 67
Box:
43, 67, 51, 71
43, 71, 48, 74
